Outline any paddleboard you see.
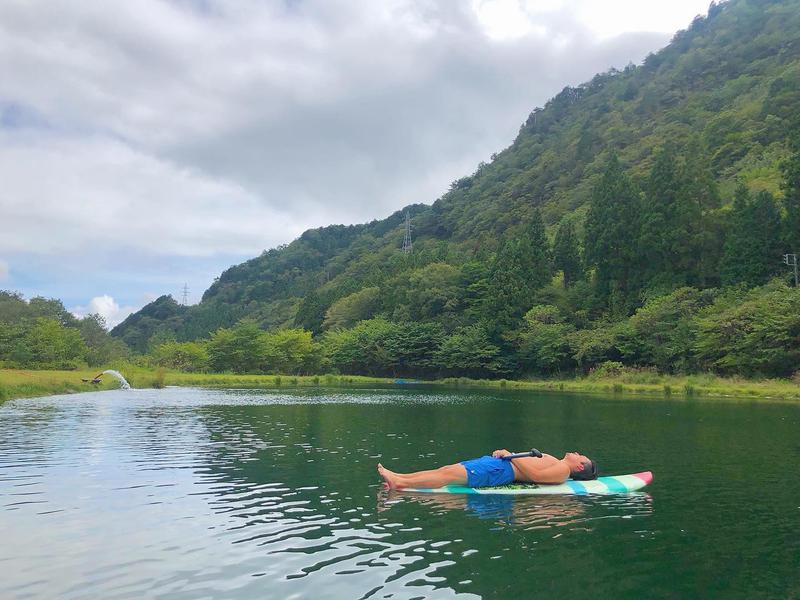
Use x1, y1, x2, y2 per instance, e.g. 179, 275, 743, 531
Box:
403, 471, 652, 495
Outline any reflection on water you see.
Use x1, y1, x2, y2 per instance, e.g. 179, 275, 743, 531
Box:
380, 491, 653, 531
1, 386, 798, 598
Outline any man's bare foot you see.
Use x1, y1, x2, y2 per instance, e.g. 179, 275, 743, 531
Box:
377, 463, 402, 490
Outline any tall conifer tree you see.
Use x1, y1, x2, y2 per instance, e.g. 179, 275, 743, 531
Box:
721, 184, 752, 286
585, 154, 642, 314
640, 143, 681, 288
521, 208, 552, 291
678, 140, 722, 287
781, 132, 800, 254
553, 218, 582, 288
722, 186, 782, 286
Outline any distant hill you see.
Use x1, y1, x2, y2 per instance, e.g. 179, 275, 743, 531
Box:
113, 0, 800, 352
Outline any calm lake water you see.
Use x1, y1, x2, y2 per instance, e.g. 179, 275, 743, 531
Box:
1, 387, 798, 598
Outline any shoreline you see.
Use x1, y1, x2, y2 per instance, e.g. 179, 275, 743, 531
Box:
3, 368, 800, 403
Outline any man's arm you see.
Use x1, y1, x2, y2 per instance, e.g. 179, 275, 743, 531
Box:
511, 458, 570, 484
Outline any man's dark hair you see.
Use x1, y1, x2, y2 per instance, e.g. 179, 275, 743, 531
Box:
570, 459, 598, 481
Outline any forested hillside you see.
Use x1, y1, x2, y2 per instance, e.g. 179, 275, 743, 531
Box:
109, 0, 800, 380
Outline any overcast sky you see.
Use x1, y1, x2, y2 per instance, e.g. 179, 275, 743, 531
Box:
0, 0, 712, 327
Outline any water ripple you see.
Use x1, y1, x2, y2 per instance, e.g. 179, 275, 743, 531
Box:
5, 386, 793, 597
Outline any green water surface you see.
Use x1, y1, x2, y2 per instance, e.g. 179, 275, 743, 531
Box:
0, 387, 798, 598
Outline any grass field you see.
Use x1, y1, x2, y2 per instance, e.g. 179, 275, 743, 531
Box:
2, 368, 800, 403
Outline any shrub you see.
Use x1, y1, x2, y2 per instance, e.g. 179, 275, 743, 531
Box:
590, 361, 625, 378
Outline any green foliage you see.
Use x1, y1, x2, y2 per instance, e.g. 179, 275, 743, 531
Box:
694, 281, 800, 376
323, 287, 381, 330
151, 341, 209, 372
626, 287, 716, 373
392, 263, 463, 323
79, 314, 130, 367
23, 318, 87, 369
207, 320, 262, 373
293, 291, 328, 334
260, 329, 320, 374
0, 292, 127, 369
434, 325, 502, 378
721, 186, 783, 286
780, 127, 800, 252
553, 218, 582, 288
567, 324, 624, 371
584, 154, 642, 314
113, 295, 186, 353
322, 318, 398, 376
516, 305, 575, 375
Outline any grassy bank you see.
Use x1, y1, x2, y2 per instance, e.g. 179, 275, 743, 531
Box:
0, 368, 123, 401
432, 373, 800, 402
2, 368, 800, 403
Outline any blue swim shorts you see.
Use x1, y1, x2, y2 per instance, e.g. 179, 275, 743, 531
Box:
459, 455, 515, 488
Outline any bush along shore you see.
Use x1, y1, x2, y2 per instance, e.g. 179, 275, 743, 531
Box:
2, 368, 800, 404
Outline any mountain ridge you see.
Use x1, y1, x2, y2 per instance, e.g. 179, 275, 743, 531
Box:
112, 0, 800, 351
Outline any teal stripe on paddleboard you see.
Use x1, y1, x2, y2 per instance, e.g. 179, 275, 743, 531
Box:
601, 476, 628, 493
566, 480, 587, 495
445, 485, 477, 494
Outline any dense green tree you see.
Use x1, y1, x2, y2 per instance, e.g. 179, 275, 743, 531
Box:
678, 140, 722, 287
381, 322, 446, 376
322, 318, 397, 376
293, 291, 328, 334
151, 341, 209, 372
434, 325, 502, 378
567, 324, 625, 372
79, 314, 129, 367
722, 186, 783, 286
781, 130, 800, 254
207, 319, 263, 373
27, 297, 79, 327
695, 281, 800, 377
482, 239, 531, 335
24, 318, 87, 369
626, 287, 716, 372
520, 208, 552, 290
479, 211, 553, 337
640, 143, 682, 288
584, 154, 642, 314
721, 184, 753, 285
516, 305, 575, 375
260, 329, 321, 374
553, 219, 582, 288
402, 263, 462, 323
323, 287, 381, 330
0, 292, 129, 369
0, 291, 30, 323
461, 260, 492, 323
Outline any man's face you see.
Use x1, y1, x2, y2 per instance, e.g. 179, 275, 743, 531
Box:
564, 452, 590, 470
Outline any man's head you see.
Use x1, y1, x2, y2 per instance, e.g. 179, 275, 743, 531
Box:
563, 452, 598, 481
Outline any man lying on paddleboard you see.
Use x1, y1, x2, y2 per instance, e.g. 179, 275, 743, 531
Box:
377, 450, 597, 491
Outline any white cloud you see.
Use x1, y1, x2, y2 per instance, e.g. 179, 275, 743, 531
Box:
71, 294, 137, 328
0, 259, 8, 281
0, 131, 302, 257
472, 0, 709, 41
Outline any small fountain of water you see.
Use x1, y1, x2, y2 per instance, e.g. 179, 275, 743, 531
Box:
100, 370, 131, 390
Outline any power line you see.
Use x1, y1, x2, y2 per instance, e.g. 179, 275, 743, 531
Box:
181, 283, 189, 305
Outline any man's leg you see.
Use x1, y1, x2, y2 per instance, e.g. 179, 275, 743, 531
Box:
377, 463, 467, 490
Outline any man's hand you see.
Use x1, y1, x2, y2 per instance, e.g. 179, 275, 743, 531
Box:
492, 449, 511, 458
